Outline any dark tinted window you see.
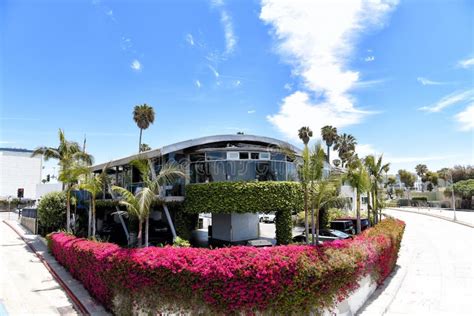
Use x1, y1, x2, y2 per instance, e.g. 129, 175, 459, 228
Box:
239, 152, 249, 159
206, 151, 226, 160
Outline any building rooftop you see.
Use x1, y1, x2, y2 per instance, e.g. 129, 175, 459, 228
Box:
0, 148, 34, 153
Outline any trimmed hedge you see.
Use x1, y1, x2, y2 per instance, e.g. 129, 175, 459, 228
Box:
185, 181, 303, 245
48, 218, 405, 315
37, 191, 67, 235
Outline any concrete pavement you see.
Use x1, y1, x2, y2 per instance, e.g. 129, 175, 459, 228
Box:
388, 206, 474, 227
0, 212, 77, 315
358, 209, 474, 316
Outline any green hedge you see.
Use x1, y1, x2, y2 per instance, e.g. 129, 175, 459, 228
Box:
37, 191, 66, 236
185, 181, 303, 245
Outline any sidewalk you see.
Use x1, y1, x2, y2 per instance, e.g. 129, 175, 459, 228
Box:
0, 212, 109, 315
388, 206, 474, 227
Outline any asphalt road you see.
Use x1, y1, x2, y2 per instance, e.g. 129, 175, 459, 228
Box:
360, 209, 474, 315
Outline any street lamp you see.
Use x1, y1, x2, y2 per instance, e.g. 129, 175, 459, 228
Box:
450, 173, 456, 221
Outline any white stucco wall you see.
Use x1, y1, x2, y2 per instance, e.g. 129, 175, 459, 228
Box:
0, 150, 42, 199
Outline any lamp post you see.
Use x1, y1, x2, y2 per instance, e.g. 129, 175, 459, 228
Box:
450, 173, 456, 221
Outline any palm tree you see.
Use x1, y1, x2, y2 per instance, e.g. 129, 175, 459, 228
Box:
140, 143, 152, 152
308, 143, 325, 245
133, 104, 155, 153
77, 165, 109, 238
298, 126, 313, 244
344, 159, 370, 233
126, 156, 187, 247
32, 129, 93, 232
112, 185, 155, 248
334, 133, 357, 168
415, 164, 428, 191
321, 125, 338, 163
364, 155, 390, 224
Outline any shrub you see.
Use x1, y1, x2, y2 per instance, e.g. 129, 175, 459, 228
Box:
38, 191, 66, 235
185, 181, 303, 245
49, 218, 405, 315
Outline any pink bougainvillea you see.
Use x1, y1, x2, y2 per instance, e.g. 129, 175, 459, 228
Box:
48, 218, 405, 315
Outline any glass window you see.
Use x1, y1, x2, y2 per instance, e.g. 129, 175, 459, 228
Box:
239, 152, 249, 160
227, 161, 256, 181
250, 152, 259, 159
206, 151, 226, 160
271, 153, 286, 161
190, 153, 205, 162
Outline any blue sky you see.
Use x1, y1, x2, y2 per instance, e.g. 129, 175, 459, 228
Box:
1, 0, 473, 175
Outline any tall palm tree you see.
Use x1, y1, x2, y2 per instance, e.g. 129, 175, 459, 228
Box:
308, 143, 325, 245
364, 155, 390, 224
125, 156, 187, 247
133, 104, 155, 153
32, 129, 93, 232
321, 125, 338, 164
344, 159, 370, 233
298, 126, 313, 244
334, 133, 357, 168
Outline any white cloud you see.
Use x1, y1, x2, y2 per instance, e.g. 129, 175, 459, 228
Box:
121, 37, 132, 51
130, 59, 142, 71
419, 89, 474, 113
385, 154, 457, 164
458, 57, 474, 69
211, 0, 237, 55
208, 65, 220, 78
247, 110, 256, 114
234, 80, 241, 87
267, 91, 368, 141
185, 33, 195, 46
356, 144, 379, 157
454, 104, 474, 131
284, 83, 293, 91
417, 77, 445, 86
364, 56, 375, 62
195, 80, 202, 88
260, 0, 398, 140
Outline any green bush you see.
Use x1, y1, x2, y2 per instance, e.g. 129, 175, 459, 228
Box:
185, 181, 303, 245
38, 191, 67, 235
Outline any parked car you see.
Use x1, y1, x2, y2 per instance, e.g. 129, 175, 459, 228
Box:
292, 228, 349, 244
336, 218, 370, 232
259, 213, 276, 223
329, 220, 355, 235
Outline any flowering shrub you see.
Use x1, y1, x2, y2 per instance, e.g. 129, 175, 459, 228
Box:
48, 218, 405, 315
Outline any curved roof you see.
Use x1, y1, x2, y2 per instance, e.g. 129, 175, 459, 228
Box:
92, 134, 301, 171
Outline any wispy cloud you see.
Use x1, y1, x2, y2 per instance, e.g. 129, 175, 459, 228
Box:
260, 0, 398, 140
208, 65, 220, 78
131, 59, 142, 71
385, 154, 458, 164
419, 89, 474, 113
417, 77, 446, 86
458, 57, 474, 69
211, 0, 237, 55
247, 110, 256, 114
185, 33, 195, 46
284, 83, 293, 91
0, 141, 16, 145
0, 117, 40, 121
195, 80, 202, 88
364, 56, 375, 62
454, 104, 474, 131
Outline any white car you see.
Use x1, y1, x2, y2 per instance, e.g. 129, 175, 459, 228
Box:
259, 213, 276, 223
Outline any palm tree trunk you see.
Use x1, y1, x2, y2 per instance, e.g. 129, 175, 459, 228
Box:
356, 190, 361, 234
138, 128, 143, 152
326, 145, 330, 163
88, 197, 92, 237
92, 199, 96, 238
315, 207, 320, 246
137, 220, 143, 247
373, 188, 378, 223
145, 216, 149, 247
304, 189, 309, 245
66, 188, 71, 233
367, 190, 371, 226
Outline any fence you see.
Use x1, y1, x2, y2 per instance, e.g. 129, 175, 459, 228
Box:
20, 208, 38, 234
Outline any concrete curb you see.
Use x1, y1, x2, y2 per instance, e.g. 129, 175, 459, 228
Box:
3, 220, 110, 316
387, 208, 474, 228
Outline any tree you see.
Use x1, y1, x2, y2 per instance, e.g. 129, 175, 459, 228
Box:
333, 159, 341, 168
425, 171, 438, 191
385, 176, 397, 199
133, 104, 155, 153
77, 166, 109, 238
32, 129, 93, 232
321, 125, 338, 164
124, 156, 187, 247
398, 169, 416, 199
334, 133, 357, 167
344, 159, 370, 233
140, 143, 152, 152
308, 143, 325, 245
364, 155, 390, 224
415, 164, 428, 191
298, 126, 313, 244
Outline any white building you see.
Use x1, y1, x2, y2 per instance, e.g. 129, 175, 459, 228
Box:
0, 148, 42, 199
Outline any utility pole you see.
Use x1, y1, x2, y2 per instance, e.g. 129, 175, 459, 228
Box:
450, 173, 456, 221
